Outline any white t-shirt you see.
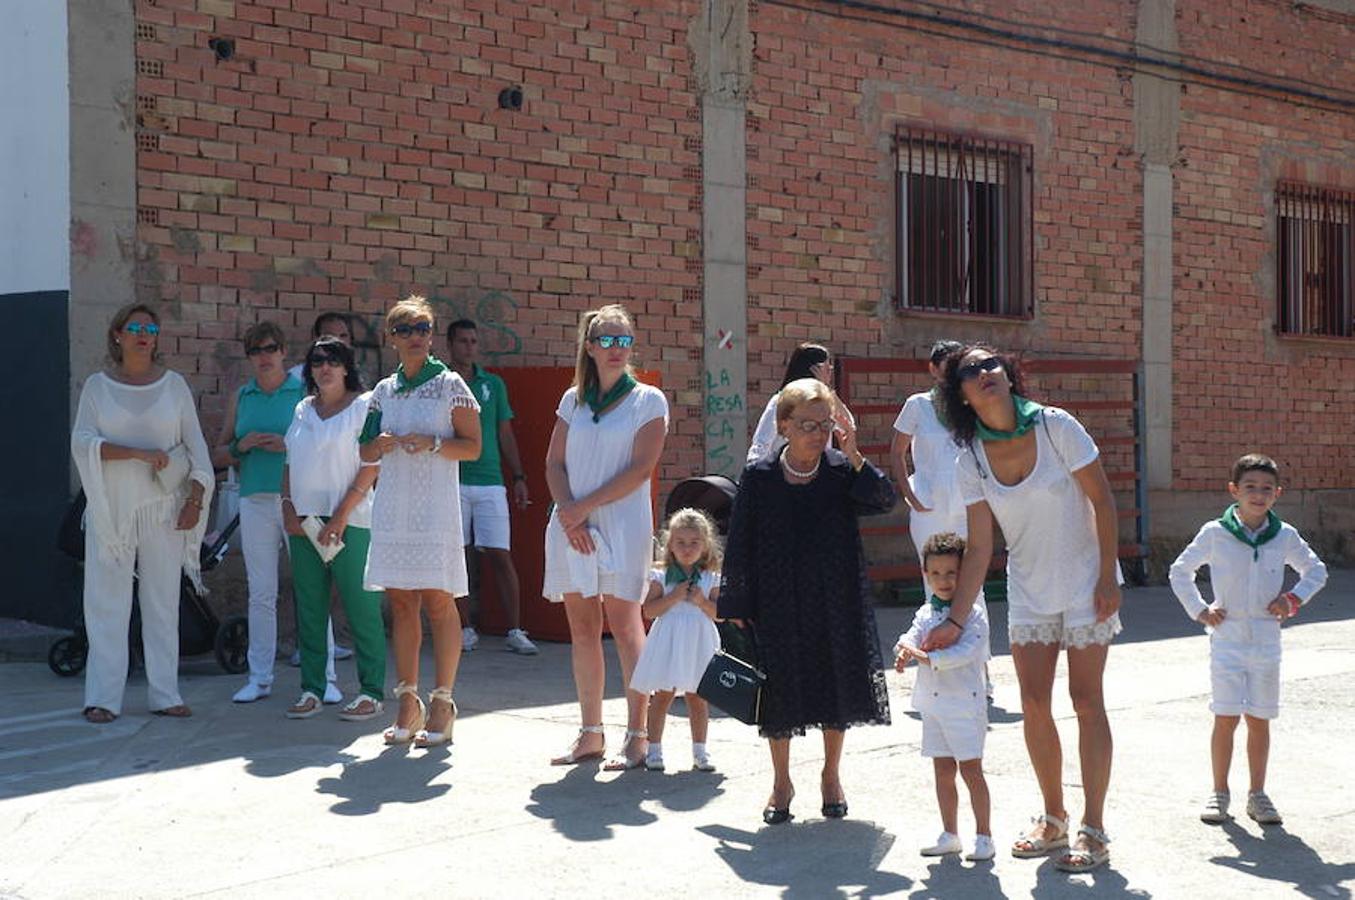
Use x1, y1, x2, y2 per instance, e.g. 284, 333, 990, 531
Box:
956, 407, 1102, 616
747, 393, 783, 463
284, 392, 376, 529
893, 390, 962, 514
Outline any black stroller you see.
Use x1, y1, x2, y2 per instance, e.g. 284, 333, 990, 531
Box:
663, 474, 738, 535
47, 491, 250, 677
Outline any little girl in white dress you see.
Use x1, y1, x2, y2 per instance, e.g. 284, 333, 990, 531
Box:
629, 508, 722, 773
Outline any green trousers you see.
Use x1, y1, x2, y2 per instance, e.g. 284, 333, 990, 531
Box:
289, 525, 386, 701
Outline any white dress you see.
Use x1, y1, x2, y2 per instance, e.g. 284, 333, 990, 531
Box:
747, 393, 784, 463
893, 390, 967, 551
629, 569, 721, 695
363, 369, 479, 594
542, 383, 670, 603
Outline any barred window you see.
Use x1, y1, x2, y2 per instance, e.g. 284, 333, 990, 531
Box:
1277, 183, 1354, 338
895, 128, 1033, 318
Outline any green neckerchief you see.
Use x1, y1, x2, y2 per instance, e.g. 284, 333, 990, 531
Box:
929, 386, 950, 428
928, 594, 952, 612
976, 395, 1044, 442
395, 355, 448, 394
665, 562, 702, 587
583, 372, 636, 423
1219, 504, 1282, 560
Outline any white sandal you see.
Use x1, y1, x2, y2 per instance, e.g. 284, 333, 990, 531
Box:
338, 694, 384, 723
602, 728, 648, 771
413, 687, 457, 747
1054, 824, 1111, 872
1011, 813, 1070, 858
551, 724, 606, 765
285, 691, 322, 720
382, 682, 426, 745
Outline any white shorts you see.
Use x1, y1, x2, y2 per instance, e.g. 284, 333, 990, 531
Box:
921, 708, 986, 761
1008, 603, 1123, 649
459, 484, 511, 551
1210, 638, 1281, 720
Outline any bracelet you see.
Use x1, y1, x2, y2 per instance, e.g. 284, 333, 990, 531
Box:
512, 473, 526, 482
429, 435, 443, 454
1283, 592, 1301, 617
945, 616, 964, 632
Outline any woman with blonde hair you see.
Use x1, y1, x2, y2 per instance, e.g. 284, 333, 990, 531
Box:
543, 304, 669, 770
360, 296, 481, 747
71, 303, 214, 722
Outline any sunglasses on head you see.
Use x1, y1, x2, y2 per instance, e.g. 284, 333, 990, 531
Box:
308, 354, 344, 368
590, 334, 634, 349
390, 321, 433, 338
957, 356, 1003, 381
124, 322, 160, 336
246, 342, 281, 357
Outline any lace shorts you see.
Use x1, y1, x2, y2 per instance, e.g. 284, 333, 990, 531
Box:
1008, 611, 1122, 649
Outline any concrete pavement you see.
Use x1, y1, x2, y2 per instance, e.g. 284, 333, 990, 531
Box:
1, 574, 1352, 899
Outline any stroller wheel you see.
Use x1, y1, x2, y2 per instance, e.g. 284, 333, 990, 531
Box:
49, 635, 88, 677
214, 615, 249, 674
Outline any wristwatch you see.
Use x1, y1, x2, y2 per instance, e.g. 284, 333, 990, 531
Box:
429, 435, 443, 454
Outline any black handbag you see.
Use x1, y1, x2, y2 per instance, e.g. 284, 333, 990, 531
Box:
697, 622, 766, 725
57, 491, 87, 561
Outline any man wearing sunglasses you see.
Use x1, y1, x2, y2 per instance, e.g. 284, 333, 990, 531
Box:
445, 319, 537, 655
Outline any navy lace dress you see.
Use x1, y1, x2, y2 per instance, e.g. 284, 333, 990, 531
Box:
717, 449, 895, 739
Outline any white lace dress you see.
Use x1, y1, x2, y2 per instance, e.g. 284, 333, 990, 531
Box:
363, 369, 480, 594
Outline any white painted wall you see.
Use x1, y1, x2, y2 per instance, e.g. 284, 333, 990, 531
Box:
0, 1, 69, 295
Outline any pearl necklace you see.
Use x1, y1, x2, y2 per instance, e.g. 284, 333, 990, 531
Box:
779, 447, 821, 479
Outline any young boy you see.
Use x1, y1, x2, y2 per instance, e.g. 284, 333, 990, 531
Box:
1169, 453, 1328, 826
894, 532, 993, 861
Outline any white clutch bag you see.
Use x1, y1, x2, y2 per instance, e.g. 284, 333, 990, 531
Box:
301, 516, 344, 565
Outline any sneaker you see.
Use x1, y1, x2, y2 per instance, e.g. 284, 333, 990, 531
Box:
1247, 791, 1282, 825
288, 650, 301, 667
461, 627, 479, 652
505, 628, 539, 655
921, 832, 963, 856
232, 681, 271, 703
692, 748, 716, 772
644, 746, 665, 772
333, 644, 354, 661
966, 835, 996, 861
323, 682, 343, 704
1201, 791, 1230, 824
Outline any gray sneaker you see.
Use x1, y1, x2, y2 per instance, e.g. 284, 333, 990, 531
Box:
1200, 791, 1230, 824
1247, 791, 1282, 825
505, 628, 539, 655
461, 626, 479, 652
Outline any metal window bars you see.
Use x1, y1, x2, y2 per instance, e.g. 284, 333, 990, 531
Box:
1277, 182, 1354, 338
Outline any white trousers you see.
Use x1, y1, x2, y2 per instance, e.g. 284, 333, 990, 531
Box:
240, 494, 335, 686
83, 518, 184, 715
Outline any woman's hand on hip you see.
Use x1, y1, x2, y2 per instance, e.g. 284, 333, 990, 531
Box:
919, 619, 961, 652
1093, 576, 1121, 622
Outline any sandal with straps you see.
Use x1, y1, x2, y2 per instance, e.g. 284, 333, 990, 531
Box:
602, 728, 648, 771
1011, 813, 1070, 858
414, 687, 457, 748
551, 724, 605, 766
1054, 824, 1111, 872
382, 682, 426, 745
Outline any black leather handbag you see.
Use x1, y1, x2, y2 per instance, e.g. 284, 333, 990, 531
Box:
697, 622, 765, 725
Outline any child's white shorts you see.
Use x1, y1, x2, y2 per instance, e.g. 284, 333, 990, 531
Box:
921, 708, 986, 761
1210, 637, 1280, 720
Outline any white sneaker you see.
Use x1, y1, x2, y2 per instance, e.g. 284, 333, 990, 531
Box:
323, 683, 343, 704
644, 746, 665, 772
1247, 791, 1282, 825
232, 681, 271, 703
333, 644, 354, 661
692, 748, 716, 772
966, 835, 996, 861
461, 627, 479, 652
921, 831, 963, 856
288, 650, 301, 667
1201, 791, 1230, 824
505, 628, 539, 655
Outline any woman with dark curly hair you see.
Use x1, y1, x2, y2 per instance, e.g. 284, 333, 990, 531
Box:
923, 343, 1121, 872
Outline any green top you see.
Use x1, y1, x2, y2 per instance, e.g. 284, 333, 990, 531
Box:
235, 374, 304, 497
460, 364, 515, 486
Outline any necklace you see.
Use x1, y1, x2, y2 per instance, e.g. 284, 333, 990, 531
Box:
779, 447, 821, 479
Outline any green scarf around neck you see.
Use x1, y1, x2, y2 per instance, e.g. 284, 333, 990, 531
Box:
665, 562, 702, 587
976, 395, 1044, 442
928, 594, 952, 611
584, 372, 636, 422
1219, 503, 1282, 560
394, 355, 448, 394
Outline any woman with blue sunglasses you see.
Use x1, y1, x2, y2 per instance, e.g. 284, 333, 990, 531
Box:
70, 303, 214, 723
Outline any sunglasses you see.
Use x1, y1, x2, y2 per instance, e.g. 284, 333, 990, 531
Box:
124, 322, 160, 336
246, 342, 282, 357
308, 354, 344, 368
390, 322, 433, 338
957, 356, 1003, 381
590, 334, 634, 349
790, 418, 836, 435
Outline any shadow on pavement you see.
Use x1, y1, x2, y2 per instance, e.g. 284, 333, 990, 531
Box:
525, 765, 726, 841
314, 743, 453, 815
907, 854, 1005, 899
1213, 820, 1355, 899
698, 819, 912, 898
1031, 856, 1153, 898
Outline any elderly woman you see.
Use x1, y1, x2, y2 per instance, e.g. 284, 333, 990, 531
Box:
543, 304, 668, 771
360, 296, 481, 748
926, 343, 1121, 872
747, 342, 854, 464
71, 303, 213, 722
281, 337, 387, 721
213, 322, 340, 705
718, 377, 895, 823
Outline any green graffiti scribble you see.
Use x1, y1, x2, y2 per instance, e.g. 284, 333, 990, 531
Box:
428, 291, 522, 359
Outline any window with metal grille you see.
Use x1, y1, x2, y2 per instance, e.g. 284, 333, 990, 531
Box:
895, 128, 1033, 318
1277, 183, 1354, 338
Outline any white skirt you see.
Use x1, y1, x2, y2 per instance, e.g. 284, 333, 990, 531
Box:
629, 606, 720, 695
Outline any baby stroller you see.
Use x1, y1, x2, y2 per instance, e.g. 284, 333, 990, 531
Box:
663, 474, 738, 535
47, 491, 250, 677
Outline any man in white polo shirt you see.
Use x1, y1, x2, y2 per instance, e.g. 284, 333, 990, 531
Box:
446, 319, 537, 655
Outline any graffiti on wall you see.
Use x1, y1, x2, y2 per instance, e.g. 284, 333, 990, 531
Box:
704, 366, 745, 477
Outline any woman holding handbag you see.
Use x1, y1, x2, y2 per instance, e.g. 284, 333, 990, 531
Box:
71, 303, 214, 723
718, 377, 895, 823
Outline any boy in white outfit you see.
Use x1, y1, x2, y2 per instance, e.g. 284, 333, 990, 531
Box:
895, 532, 993, 861
1169, 453, 1327, 827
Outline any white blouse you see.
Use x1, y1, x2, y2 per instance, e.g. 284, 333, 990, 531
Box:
893, 390, 963, 515
284, 392, 376, 529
